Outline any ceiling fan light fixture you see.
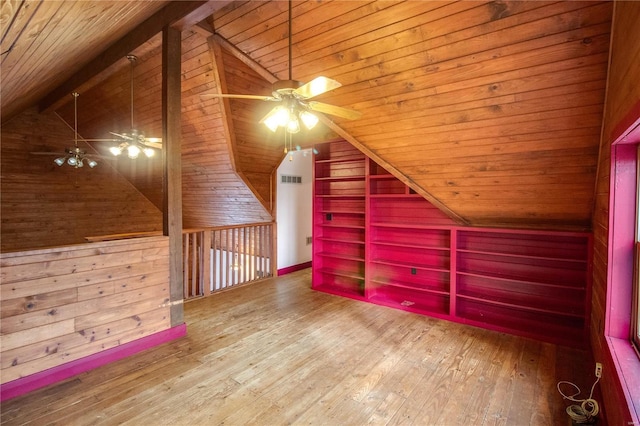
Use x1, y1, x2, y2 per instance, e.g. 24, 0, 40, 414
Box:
54, 157, 65, 166
143, 147, 155, 157
67, 156, 78, 166
87, 159, 98, 168
127, 144, 141, 159
299, 110, 319, 130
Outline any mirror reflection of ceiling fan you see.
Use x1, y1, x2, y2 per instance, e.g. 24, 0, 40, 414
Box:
201, 1, 361, 134
31, 92, 104, 168
87, 55, 162, 159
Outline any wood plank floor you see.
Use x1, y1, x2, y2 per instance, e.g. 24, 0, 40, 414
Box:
1, 269, 594, 425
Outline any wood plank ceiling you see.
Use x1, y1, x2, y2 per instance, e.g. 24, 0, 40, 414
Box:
1, 1, 612, 231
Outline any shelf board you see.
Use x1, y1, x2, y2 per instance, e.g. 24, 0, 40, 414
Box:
371, 240, 449, 251
316, 175, 365, 182
456, 292, 584, 319
317, 223, 365, 230
456, 293, 584, 319
316, 194, 365, 199
318, 210, 365, 215
317, 252, 365, 262
370, 279, 449, 296
456, 248, 588, 264
315, 157, 365, 165
370, 222, 451, 230
369, 194, 423, 199
368, 294, 450, 317
370, 258, 449, 273
315, 267, 364, 281
456, 270, 586, 290
316, 237, 365, 245
368, 174, 395, 179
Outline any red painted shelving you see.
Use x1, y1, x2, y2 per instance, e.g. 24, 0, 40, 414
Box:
312, 140, 592, 347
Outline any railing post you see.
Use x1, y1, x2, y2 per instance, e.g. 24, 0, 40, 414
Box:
203, 230, 212, 295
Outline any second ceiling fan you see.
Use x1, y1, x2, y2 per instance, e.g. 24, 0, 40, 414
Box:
202, 1, 361, 134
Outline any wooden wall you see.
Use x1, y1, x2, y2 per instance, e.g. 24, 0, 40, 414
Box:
0, 236, 171, 386
210, 1, 612, 231
591, 2, 640, 425
35, 1, 612, 234
179, 29, 275, 227
0, 108, 163, 253
53, 29, 275, 230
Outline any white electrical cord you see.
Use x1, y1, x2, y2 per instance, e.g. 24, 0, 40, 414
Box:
557, 377, 600, 423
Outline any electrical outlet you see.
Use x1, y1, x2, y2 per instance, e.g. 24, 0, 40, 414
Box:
595, 362, 603, 378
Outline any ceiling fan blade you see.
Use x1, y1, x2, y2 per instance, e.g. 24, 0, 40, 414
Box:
200, 93, 277, 101
141, 141, 162, 149
294, 76, 342, 99
110, 131, 133, 140
306, 101, 362, 120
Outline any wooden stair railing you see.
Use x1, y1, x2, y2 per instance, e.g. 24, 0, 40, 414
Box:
182, 222, 275, 300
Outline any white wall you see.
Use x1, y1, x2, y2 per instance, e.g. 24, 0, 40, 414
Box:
276, 149, 313, 270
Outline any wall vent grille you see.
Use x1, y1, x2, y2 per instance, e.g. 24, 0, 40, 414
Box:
281, 175, 302, 184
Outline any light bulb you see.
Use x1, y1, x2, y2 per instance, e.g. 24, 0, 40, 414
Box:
127, 144, 141, 159
109, 146, 122, 156
286, 116, 300, 134
299, 110, 319, 129
143, 148, 155, 157
263, 106, 289, 132
54, 157, 65, 166
67, 156, 77, 166
87, 159, 98, 168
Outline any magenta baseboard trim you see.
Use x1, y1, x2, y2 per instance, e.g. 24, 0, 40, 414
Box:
0, 323, 187, 402
278, 261, 312, 276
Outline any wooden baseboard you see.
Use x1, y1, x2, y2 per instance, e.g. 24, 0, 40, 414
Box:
0, 323, 187, 402
278, 261, 312, 276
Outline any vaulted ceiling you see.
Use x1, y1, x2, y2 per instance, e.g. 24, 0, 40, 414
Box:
1, 0, 613, 231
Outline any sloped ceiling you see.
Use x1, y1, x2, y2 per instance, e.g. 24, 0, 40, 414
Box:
1, 1, 613, 231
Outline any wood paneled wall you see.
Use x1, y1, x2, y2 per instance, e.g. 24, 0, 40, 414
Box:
591, 2, 640, 425
0, 236, 171, 385
210, 1, 612, 230
1, 108, 163, 253
179, 29, 274, 227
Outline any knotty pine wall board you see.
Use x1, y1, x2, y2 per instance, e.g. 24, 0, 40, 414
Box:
0, 237, 171, 385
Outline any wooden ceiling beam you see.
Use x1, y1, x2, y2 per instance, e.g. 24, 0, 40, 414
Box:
39, 0, 231, 113
211, 34, 278, 85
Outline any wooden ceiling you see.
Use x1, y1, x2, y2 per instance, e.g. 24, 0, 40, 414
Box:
1, 1, 613, 231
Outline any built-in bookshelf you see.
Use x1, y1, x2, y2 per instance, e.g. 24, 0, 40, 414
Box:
312, 140, 366, 298
312, 140, 592, 347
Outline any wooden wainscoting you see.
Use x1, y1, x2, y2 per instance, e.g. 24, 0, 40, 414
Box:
1, 269, 596, 425
0, 236, 174, 392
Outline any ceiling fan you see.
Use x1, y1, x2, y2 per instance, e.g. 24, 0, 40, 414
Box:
89, 54, 162, 159
201, 1, 361, 134
31, 92, 101, 168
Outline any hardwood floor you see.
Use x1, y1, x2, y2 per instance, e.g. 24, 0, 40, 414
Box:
1, 269, 594, 425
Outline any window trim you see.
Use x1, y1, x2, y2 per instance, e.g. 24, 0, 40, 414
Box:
633, 144, 640, 353
607, 115, 640, 424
